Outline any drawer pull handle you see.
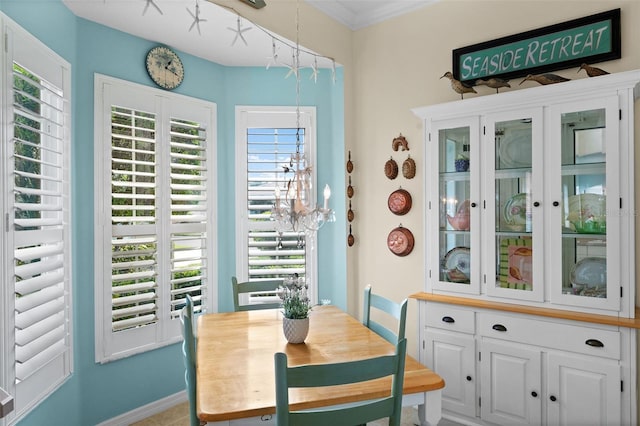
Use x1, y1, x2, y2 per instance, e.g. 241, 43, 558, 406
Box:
585, 339, 604, 348
492, 324, 507, 332
466, 376, 472, 382
531, 391, 538, 398
550, 395, 557, 402
442, 316, 455, 323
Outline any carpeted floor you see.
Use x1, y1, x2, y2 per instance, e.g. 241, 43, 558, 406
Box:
130, 403, 461, 425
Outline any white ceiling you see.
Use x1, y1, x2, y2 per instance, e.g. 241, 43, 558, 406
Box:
62, 0, 434, 68
306, 0, 434, 31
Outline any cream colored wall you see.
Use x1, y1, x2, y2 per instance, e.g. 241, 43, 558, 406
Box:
350, 0, 640, 360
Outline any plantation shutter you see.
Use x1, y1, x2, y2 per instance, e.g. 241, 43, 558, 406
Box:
110, 106, 159, 332
11, 61, 71, 395
168, 117, 208, 317
246, 127, 307, 280
96, 75, 216, 361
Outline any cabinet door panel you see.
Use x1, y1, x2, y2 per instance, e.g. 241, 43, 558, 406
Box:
480, 339, 541, 425
426, 329, 476, 417
546, 96, 620, 312
484, 108, 544, 302
427, 117, 481, 294
547, 352, 621, 426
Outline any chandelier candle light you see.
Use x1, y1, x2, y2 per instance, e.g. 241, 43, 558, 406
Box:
270, 0, 334, 236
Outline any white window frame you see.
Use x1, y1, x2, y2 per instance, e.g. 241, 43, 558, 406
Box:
234, 106, 318, 304
94, 74, 217, 363
1, 13, 73, 424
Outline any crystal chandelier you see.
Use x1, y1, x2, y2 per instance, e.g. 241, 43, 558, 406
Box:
271, 0, 335, 237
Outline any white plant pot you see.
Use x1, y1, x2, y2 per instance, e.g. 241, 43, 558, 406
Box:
282, 317, 309, 344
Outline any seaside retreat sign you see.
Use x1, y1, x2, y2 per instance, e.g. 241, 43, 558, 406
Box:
453, 9, 621, 84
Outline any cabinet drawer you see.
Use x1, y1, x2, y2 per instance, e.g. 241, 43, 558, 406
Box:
478, 312, 621, 359
425, 303, 475, 334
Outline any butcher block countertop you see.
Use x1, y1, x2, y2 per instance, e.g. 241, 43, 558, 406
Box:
411, 292, 640, 329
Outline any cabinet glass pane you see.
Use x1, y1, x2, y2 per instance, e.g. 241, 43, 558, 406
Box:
439, 127, 471, 284
560, 109, 607, 299
494, 118, 534, 291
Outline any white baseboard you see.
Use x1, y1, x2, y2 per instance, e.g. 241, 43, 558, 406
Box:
96, 391, 187, 426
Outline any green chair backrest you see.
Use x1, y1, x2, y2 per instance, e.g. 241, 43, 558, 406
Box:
362, 285, 408, 344
274, 338, 407, 426
232, 276, 284, 311
180, 295, 200, 426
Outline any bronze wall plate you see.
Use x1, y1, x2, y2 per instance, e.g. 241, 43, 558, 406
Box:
387, 226, 414, 256
388, 188, 412, 215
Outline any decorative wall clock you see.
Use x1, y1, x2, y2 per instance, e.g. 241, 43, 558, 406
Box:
146, 46, 184, 90
387, 226, 414, 256
388, 188, 412, 215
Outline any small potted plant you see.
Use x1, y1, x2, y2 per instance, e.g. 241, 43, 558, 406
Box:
279, 273, 312, 343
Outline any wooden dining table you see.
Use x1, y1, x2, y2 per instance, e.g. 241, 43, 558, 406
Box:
196, 305, 444, 425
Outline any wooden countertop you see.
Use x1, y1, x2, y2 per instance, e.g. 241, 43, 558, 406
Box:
410, 292, 640, 329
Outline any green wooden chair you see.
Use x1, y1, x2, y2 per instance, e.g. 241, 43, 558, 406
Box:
180, 295, 202, 426
232, 276, 284, 311
362, 285, 408, 344
274, 338, 407, 426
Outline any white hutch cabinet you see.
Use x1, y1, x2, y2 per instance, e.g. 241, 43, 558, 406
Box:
412, 70, 640, 426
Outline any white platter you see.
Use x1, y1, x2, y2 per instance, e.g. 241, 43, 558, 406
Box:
499, 128, 532, 168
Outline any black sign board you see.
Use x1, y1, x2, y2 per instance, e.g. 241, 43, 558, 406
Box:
453, 9, 621, 84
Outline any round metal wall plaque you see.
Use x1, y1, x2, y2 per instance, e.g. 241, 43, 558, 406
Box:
387, 189, 412, 215
387, 226, 414, 257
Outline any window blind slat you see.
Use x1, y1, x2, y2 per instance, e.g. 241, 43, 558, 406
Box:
111, 281, 156, 294
14, 257, 64, 279
15, 340, 66, 381
16, 325, 65, 363
112, 314, 157, 331
112, 303, 157, 319
15, 242, 63, 262
111, 270, 155, 283
15, 270, 64, 296
15, 312, 64, 347
15, 298, 65, 330
112, 292, 156, 308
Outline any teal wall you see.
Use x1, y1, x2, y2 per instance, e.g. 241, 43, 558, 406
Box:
1, 1, 345, 424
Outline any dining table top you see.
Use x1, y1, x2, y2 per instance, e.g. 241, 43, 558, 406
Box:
196, 304, 445, 423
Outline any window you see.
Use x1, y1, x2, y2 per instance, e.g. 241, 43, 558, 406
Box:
94, 75, 216, 362
1, 15, 72, 422
235, 106, 318, 304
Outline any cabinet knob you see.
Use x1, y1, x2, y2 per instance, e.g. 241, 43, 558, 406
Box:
466, 376, 472, 382
492, 324, 507, 332
585, 339, 604, 348
442, 316, 455, 323
553, 201, 560, 207
550, 395, 557, 402
533, 201, 540, 207
470, 202, 477, 208
531, 391, 538, 398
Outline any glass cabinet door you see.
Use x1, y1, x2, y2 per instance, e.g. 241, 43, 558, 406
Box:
429, 118, 480, 294
485, 109, 544, 301
548, 97, 620, 311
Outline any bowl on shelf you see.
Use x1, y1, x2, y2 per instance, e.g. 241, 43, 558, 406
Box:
572, 220, 606, 234
567, 193, 606, 234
